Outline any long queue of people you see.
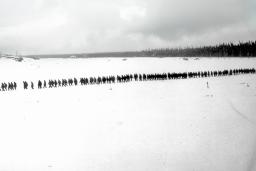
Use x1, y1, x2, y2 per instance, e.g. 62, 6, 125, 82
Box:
0, 68, 255, 91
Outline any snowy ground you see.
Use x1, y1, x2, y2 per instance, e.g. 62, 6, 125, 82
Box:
0, 57, 256, 171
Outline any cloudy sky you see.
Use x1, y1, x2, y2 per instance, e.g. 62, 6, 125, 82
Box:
0, 0, 255, 54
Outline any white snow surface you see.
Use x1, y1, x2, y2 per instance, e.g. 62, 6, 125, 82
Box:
0, 57, 256, 171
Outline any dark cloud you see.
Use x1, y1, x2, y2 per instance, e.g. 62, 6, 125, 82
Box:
0, 0, 255, 54
125, 0, 252, 41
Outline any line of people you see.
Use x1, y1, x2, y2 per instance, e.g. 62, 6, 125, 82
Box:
0, 82, 17, 91
0, 68, 255, 91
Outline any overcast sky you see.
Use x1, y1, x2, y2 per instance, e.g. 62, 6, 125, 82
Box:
0, 0, 255, 54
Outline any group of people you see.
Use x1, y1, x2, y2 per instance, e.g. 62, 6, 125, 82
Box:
1, 82, 17, 91
0, 68, 255, 91
37, 78, 79, 88
116, 68, 256, 82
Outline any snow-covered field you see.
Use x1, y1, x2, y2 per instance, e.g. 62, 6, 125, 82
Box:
0, 57, 256, 171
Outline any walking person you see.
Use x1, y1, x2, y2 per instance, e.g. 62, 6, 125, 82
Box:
23, 81, 28, 89
13, 82, 17, 90
38, 80, 42, 89
31, 82, 34, 89
43, 80, 47, 88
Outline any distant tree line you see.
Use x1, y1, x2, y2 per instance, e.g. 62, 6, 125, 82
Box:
0, 68, 255, 92
84, 40, 256, 57
26, 40, 256, 58
142, 41, 256, 57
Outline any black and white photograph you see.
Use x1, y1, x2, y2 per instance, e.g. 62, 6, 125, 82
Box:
0, 0, 256, 170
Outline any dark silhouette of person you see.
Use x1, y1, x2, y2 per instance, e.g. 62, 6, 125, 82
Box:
58, 80, 61, 87
31, 82, 34, 89
43, 80, 47, 88
13, 82, 17, 90
38, 80, 42, 89
23, 81, 28, 89
74, 78, 78, 86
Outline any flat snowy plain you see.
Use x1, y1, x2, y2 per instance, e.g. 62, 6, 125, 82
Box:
0, 57, 255, 171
